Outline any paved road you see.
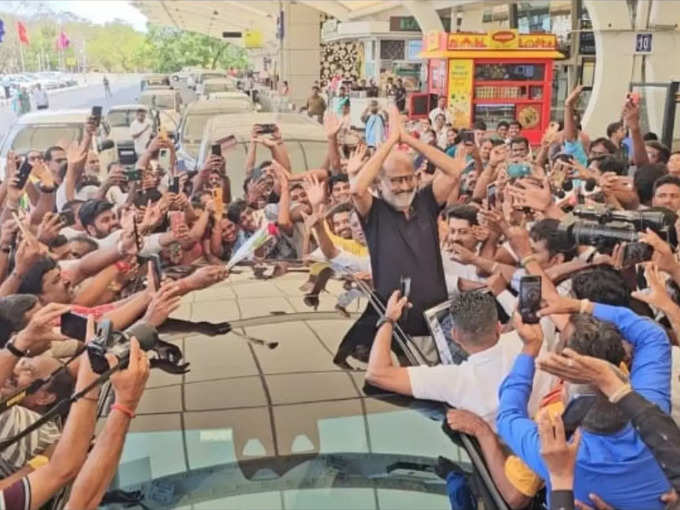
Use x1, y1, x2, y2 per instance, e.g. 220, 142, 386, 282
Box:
0, 75, 142, 136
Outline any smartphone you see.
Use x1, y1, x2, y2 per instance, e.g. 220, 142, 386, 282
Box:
141, 255, 162, 290
168, 210, 185, 233
61, 312, 88, 341
16, 158, 33, 189
519, 275, 541, 324
158, 148, 171, 170
399, 275, 412, 322
256, 123, 277, 135
124, 168, 141, 181
562, 394, 597, 439
91, 105, 102, 127
460, 130, 475, 144
58, 209, 75, 227
168, 176, 180, 194
507, 162, 531, 179
212, 187, 224, 217
211, 144, 222, 157
623, 242, 653, 267
132, 216, 142, 252
487, 183, 497, 209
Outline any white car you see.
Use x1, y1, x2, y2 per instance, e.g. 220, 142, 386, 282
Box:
198, 78, 236, 98
0, 109, 114, 179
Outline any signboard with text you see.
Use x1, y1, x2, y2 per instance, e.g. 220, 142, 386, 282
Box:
422, 30, 558, 53
447, 59, 473, 128
635, 33, 652, 54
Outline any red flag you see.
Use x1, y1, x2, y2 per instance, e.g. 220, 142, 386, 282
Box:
16, 21, 29, 45
56, 30, 70, 50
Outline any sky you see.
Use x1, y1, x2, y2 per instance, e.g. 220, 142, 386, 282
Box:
1, 0, 149, 31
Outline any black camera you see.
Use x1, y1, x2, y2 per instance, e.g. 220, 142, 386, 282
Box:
86, 320, 158, 374
558, 205, 678, 252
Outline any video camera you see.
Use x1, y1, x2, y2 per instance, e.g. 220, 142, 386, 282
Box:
86, 320, 188, 375
557, 205, 678, 252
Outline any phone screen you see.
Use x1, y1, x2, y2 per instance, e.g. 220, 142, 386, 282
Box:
16, 158, 32, 188
169, 176, 180, 194
623, 242, 653, 267
61, 312, 88, 341
158, 148, 171, 170
562, 394, 597, 439
487, 183, 497, 209
211, 144, 222, 157
91, 106, 102, 126
519, 275, 541, 324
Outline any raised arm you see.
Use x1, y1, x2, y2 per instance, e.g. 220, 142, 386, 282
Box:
350, 106, 400, 216
623, 97, 650, 167
324, 113, 342, 173
564, 86, 582, 143
365, 290, 412, 395
65, 338, 150, 510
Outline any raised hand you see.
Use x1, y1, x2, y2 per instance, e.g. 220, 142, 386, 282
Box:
385, 289, 410, 322
347, 142, 367, 177
302, 175, 326, 212
324, 112, 342, 139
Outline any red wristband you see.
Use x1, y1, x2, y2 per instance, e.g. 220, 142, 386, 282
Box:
115, 261, 132, 273
111, 403, 136, 419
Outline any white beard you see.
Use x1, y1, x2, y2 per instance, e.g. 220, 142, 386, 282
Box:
382, 186, 416, 211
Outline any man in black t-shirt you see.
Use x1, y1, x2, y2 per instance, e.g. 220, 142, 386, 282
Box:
394, 78, 407, 112
349, 106, 467, 339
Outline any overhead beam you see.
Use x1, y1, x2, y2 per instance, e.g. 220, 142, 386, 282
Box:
299, 0, 352, 21
402, 0, 444, 32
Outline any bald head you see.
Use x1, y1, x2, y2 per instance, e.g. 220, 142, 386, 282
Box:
382, 150, 415, 178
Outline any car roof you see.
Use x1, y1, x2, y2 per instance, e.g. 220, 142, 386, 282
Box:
204, 113, 325, 141
140, 88, 176, 96
118, 270, 462, 507
107, 104, 148, 112
15, 109, 91, 125
203, 78, 233, 85
184, 98, 252, 114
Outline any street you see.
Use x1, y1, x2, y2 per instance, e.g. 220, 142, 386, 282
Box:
0, 75, 142, 134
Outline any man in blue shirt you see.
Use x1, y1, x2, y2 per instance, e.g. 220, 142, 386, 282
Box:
497, 298, 672, 510
360, 100, 386, 149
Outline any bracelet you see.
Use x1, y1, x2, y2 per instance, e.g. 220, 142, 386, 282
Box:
376, 316, 395, 329
608, 383, 632, 404
111, 403, 136, 419
520, 255, 536, 268
5, 340, 28, 358
579, 299, 592, 314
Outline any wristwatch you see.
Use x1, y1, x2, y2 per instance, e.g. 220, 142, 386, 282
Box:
5, 339, 28, 358
376, 316, 395, 329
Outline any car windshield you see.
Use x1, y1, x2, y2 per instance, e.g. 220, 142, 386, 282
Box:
141, 94, 174, 109
200, 73, 224, 83
103, 273, 470, 510
106, 110, 134, 128
9, 124, 83, 155
204, 82, 231, 94
182, 114, 213, 144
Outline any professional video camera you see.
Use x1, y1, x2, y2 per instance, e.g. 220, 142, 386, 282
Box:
557, 205, 677, 260
87, 320, 189, 375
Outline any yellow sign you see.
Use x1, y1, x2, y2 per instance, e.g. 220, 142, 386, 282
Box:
443, 30, 556, 51
426, 31, 440, 52
244, 29, 263, 49
447, 59, 473, 128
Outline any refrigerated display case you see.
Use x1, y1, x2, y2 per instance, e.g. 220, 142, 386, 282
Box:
413, 30, 564, 144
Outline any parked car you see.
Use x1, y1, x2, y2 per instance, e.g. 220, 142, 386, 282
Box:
0, 109, 115, 179
199, 78, 237, 98
194, 112, 328, 196
174, 98, 256, 171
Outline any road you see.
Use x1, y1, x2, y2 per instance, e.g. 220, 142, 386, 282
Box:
0, 75, 143, 134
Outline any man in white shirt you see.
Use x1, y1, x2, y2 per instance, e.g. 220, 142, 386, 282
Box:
428, 96, 451, 125
130, 109, 152, 157
32, 84, 49, 110
365, 291, 554, 428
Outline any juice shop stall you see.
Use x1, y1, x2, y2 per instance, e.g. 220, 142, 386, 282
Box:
412, 30, 564, 144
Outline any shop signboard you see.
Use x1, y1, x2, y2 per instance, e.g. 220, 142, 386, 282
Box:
447, 59, 473, 128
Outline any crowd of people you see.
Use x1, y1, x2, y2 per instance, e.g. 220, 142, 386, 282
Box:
0, 63, 679, 510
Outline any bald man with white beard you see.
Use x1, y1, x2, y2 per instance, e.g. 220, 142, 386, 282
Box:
349, 106, 468, 340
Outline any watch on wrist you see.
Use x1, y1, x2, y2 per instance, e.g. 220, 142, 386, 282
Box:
376, 316, 395, 329
6, 339, 28, 358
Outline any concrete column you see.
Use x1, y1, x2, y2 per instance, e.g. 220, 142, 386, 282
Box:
583, 0, 680, 140
281, 2, 321, 109
458, 6, 486, 31
581, 0, 633, 137
402, 0, 444, 32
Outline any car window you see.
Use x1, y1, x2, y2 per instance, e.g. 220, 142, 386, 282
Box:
10, 125, 83, 155
300, 141, 329, 169
183, 114, 212, 143
204, 83, 230, 94
107, 111, 132, 128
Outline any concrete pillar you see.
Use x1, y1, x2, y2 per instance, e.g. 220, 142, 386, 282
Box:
402, 0, 444, 32
581, 0, 634, 137
281, 2, 321, 110
582, 0, 680, 140
458, 6, 486, 31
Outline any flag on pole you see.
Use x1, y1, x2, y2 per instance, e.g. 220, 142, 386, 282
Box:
0, 20, 6, 43
16, 21, 29, 45
56, 30, 70, 50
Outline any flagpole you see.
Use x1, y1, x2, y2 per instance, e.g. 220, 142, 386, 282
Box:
16, 26, 25, 72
